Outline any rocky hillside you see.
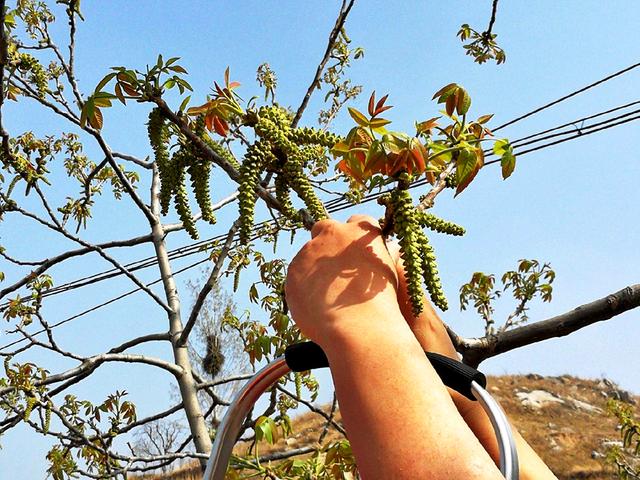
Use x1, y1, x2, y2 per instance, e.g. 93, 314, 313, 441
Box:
135, 374, 638, 479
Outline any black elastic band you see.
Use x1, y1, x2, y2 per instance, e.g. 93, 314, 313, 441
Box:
284, 341, 485, 401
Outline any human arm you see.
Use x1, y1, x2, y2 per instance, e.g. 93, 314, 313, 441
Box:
390, 241, 558, 480
285, 215, 504, 480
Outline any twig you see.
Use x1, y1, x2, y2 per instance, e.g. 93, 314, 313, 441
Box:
2, 200, 170, 312
318, 391, 338, 444
112, 151, 153, 169
0, 231, 154, 300
276, 385, 346, 435
486, 0, 499, 34
179, 221, 239, 346
291, 0, 356, 128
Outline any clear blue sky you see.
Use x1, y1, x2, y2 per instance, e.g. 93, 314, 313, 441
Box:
2, 1, 640, 477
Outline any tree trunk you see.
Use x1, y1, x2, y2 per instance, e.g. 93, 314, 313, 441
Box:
150, 167, 212, 468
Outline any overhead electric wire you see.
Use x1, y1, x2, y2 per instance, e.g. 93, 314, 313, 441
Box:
2, 61, 640, 349
492, 60, 640, 132
2, 99, 639, 314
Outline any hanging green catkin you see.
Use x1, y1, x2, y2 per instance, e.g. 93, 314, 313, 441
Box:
416, 229, 448, 311
173, 161, 198, 240
233, 266, 241, 292
238, 142, 269, 244
392, 188, 426, 316
188, 160, 216, 224
43, 402, 51, 433
274, 173, 299, 223
147, 109, 174, 215
290, 127, 340, 148
23, 395, 37, 421
203, 136, 240, 170
284, 151, 327, 221
416, 211, 465, 236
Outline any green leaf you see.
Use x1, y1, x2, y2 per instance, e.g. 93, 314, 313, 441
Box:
455, 148, 480, 196
432, 83, 457, 101
178, 95, 191, 113
456, 87, 471, 115
347, 107, 369, 127
492, 138, 510, 156
501, 150, 516, 179
94, 72, 117, 93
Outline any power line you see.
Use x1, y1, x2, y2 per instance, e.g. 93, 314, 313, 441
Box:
2, 107, 638, 352
3, 66, 640, 347
6, 62, 640, 307
493, 60, 640, 132
3, 99, 639, 313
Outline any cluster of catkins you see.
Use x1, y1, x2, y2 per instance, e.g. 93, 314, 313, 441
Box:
238, 106, 339, 243
384, 184, 465, 315
148, 109, 234, 239
14, 53, 48, 98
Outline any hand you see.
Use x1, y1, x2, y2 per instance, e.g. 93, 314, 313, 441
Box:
386, 239, 458, 358
285, 215, 402, 347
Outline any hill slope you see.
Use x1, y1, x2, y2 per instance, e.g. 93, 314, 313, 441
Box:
136, 374, 638, 479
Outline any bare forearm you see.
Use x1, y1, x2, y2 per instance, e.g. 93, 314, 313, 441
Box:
322, 312, 503, 480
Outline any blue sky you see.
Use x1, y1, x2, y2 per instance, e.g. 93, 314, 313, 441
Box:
2, 1, 640, 477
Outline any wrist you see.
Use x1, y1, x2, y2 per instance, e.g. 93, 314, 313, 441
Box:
317, 301, 411, 354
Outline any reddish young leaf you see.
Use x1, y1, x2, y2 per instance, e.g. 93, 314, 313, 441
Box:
416, 117, 440, 134
114, 82, 126, 105
368, 91, 376, 117
432, 83, 457, 101
120, 82, 139, 97
89, 107, 103, 130
213, 116, 229, 137
374, 94, 390, 115
477, 113, 494, 124
445, 93, 457, 116
205, 113, 214, 131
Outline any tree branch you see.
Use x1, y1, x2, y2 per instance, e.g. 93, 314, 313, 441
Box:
0, 353, 184, 397
179, 221, 239, 346
1, 201, 170, 311
460, 284, 640, 367
152, 97, 316, 229
291, 0, 356, 128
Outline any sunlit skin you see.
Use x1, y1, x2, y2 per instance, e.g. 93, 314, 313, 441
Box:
286, 214, 557, 480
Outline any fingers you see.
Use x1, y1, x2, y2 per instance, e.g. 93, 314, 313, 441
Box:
310, 219, 336, 238
346, 214, 381, 231
385, 239, 401, 264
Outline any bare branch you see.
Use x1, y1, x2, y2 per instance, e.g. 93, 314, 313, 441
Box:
460, 284, 640, 367
179, 221, 239, 346
195, 373, 254, 390
108, 332, 171, 354
276, 385, 346, 435
486, 0, 500, 34
2, 201, 170, 311
0, 353, 184, 397
112, 151, 153, 169
291, 0, 356, 128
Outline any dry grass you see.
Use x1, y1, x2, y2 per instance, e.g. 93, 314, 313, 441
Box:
131, 374, 638, 479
